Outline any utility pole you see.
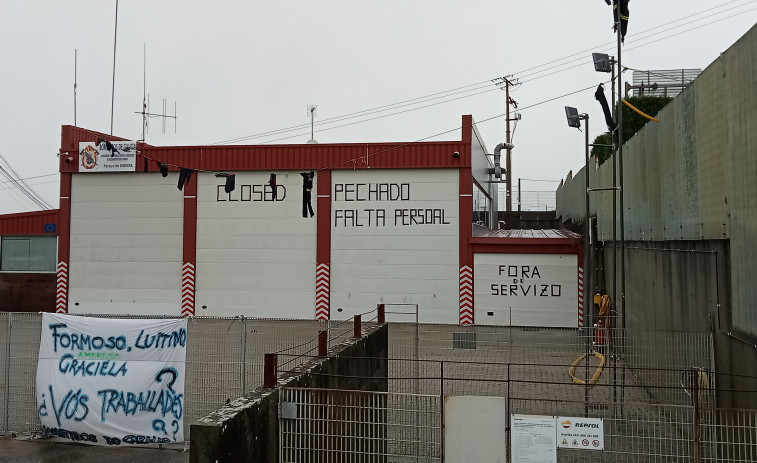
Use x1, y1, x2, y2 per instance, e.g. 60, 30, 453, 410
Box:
494, 76, 521, 212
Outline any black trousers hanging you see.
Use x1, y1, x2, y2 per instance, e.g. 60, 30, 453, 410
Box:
303, 189, 314, 217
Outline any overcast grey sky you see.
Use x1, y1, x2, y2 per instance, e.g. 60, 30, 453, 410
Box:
0, 1, 755, 214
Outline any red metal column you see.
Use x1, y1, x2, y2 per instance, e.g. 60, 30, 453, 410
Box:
315, 169, 332, 320
56, 172, 72, 313
181, 175, 197, 317
459, 164, 474, 326
458, 117, 475, 325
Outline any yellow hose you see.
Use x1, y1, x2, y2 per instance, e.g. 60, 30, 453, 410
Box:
622, 99, 660, 122
569, 351, 606, 386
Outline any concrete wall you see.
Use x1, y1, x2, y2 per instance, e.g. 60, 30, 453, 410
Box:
190, 323, 388, 463
498, 211, 558, 230
0, 273, 55, 311
556, 24, 757, 407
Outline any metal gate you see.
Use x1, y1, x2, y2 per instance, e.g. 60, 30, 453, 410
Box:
279, 387, 442, 463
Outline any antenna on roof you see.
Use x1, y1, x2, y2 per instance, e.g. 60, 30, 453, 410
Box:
74, 49, 77, 126
307, 104, 318, 144
135, 44, 178, 142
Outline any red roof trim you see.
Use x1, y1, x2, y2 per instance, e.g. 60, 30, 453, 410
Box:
0, 209, 60, 236
60, 115, 476, 173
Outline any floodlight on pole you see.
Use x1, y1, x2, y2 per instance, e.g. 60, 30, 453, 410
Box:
565, 106, 582, 129
593, 53, 613, 73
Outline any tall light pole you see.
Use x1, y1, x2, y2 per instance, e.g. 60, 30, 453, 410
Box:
565, 107, 591, 329
616, 16, 627, 332
565, 106, 592, 417
592, 52, 618, 332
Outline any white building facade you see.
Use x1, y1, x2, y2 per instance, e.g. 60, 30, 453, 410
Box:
52, 116, 582, 326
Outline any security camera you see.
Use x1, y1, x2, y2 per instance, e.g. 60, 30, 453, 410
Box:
65, 156, 74, 163
453, 151, 460, 158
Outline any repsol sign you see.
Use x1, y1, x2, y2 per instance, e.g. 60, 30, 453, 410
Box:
216, 184, 286, 202
574, 423, 600, 428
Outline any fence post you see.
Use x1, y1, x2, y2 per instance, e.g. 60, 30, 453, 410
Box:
264, 353, 278, 388
440, 360, 445, 463
241, 316, 247, 394
506, 362, 511, 463
377, 304, 385, 324
693, 367, 701, 463
4, 314, 11, 434
353, 315, 362, 338
318, 330, 328, 356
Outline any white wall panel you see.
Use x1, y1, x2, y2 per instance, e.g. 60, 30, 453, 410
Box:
445, 396, 507, 463
330, 169, 459, 323
68, 173, 183, 315
195, 171, 317, 317
474, 253, 578, 327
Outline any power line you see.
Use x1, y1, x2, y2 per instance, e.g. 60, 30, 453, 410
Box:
0, 173, 58, 185
0, 166, 50, 210
0, 152, 53, 209
207, 2, 755, 147
212, 81, 496, 145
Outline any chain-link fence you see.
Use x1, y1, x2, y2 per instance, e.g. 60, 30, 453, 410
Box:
0, 312, 356, 438
276, 324, 757, 462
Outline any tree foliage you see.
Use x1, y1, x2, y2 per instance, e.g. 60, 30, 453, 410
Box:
591, 95, 673, 166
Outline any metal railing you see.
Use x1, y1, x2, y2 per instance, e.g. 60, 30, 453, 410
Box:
265, 305, 386, 387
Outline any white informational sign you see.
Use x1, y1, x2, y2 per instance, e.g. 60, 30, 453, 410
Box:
36, 313, 187, 446
511, 414, 557, 463
79, 141, 137, 172
474, 253, 578, 327
557, 416, 604, 450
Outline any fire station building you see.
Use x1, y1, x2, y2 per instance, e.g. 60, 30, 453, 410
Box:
0, 115, 582, 326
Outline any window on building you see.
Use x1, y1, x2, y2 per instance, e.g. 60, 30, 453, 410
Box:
473, 184, 492, 228
0, 236, 57, 272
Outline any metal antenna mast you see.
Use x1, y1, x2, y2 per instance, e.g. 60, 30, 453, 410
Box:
142, 44, 146, 141
135, 45, 178, 142
110, 0, 119, 135
307, 105, 318, 143
74, 49, 77, 126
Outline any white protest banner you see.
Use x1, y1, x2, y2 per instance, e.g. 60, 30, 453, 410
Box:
79, 140, 137, 172
36, 313, 187, 446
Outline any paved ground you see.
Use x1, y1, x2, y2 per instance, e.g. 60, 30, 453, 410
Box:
0, 436, 188, 463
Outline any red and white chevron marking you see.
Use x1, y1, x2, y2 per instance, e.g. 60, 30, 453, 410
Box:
459, 265, 473, 325
578, 266, 584, 326
315, 263, 330, 320
181, 262, 195, 317
56, 261, 68, 313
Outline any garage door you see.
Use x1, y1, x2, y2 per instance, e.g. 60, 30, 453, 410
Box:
474, 253, 578, 327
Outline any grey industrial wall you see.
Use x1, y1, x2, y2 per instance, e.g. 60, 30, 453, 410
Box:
556, 24, 757, 407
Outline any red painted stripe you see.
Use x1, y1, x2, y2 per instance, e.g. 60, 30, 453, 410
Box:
55, 173, 72, 313
315, 170, 332, 320
459, 265, 474, 325
181, 174, 198, 317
